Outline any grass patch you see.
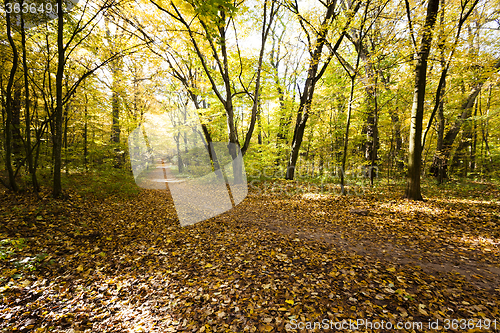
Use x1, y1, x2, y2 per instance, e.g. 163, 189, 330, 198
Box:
61, 168, 140, 200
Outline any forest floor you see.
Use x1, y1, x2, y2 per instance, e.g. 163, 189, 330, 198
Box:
1, 177, 500, 332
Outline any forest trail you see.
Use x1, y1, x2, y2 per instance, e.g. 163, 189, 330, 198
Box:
1, 184, 500, 332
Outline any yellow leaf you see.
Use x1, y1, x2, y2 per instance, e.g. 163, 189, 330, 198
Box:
285, 299, 294, 305
204, 263, 213, 268
19, 280, 31, 287
418, 308, 428, 316
386, 267, 396, 272
328, 271, 339, 277
418, 304, 428, 316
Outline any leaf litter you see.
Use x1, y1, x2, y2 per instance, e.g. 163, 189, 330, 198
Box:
0, 180, 499, 332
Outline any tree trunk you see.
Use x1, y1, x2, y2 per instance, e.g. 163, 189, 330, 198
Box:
471, 98, 478, 172
12, 84, 23, 167
53, 0, 64, 198
480, 85, 492, 170
84, 95, 88, 171
175, 133, 184, 173
286, 2, 338, 180
257, 105, 263, 145
20, 12, 39, 193
111, 88, 120, 143
431, 3, 447, 183
340, 76, 356, 195
369, 100, 378, 185
3, 6, 19, 191
405, 0, 440, 200
63, 102, 70, 174
390, 108, 404, 171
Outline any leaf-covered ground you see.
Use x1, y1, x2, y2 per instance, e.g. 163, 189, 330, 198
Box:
1, 179, 499, 332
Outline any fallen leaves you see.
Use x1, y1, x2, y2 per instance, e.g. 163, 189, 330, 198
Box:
0, 181, 499, 332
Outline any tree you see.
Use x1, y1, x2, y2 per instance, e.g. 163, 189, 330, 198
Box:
2, 1, 19, 191
285, 0, 360, 180
149, 0, 277, 161
51, 0, 143, 197
405, 0, 440, 201
19, 6, 39, 192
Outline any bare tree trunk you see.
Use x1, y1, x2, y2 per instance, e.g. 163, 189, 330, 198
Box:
84, 95, 89, 171
20, 11, 39, 193
405, 0, 440, 200
174, 132, 184, 173
4, 5, 19, 191
257, 104, 263, 145
53, 0, 64, 198
370, 98, 378, 185
63, 102, 70, 174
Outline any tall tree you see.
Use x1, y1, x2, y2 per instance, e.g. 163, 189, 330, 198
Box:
51, 0, 142, 197
20, 7, 39, 192
53, 0, 65, 197
2, 1, 19, 191
405, 0, 440, 200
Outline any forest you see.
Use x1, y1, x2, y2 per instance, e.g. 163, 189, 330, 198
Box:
1, 0, 500, 331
